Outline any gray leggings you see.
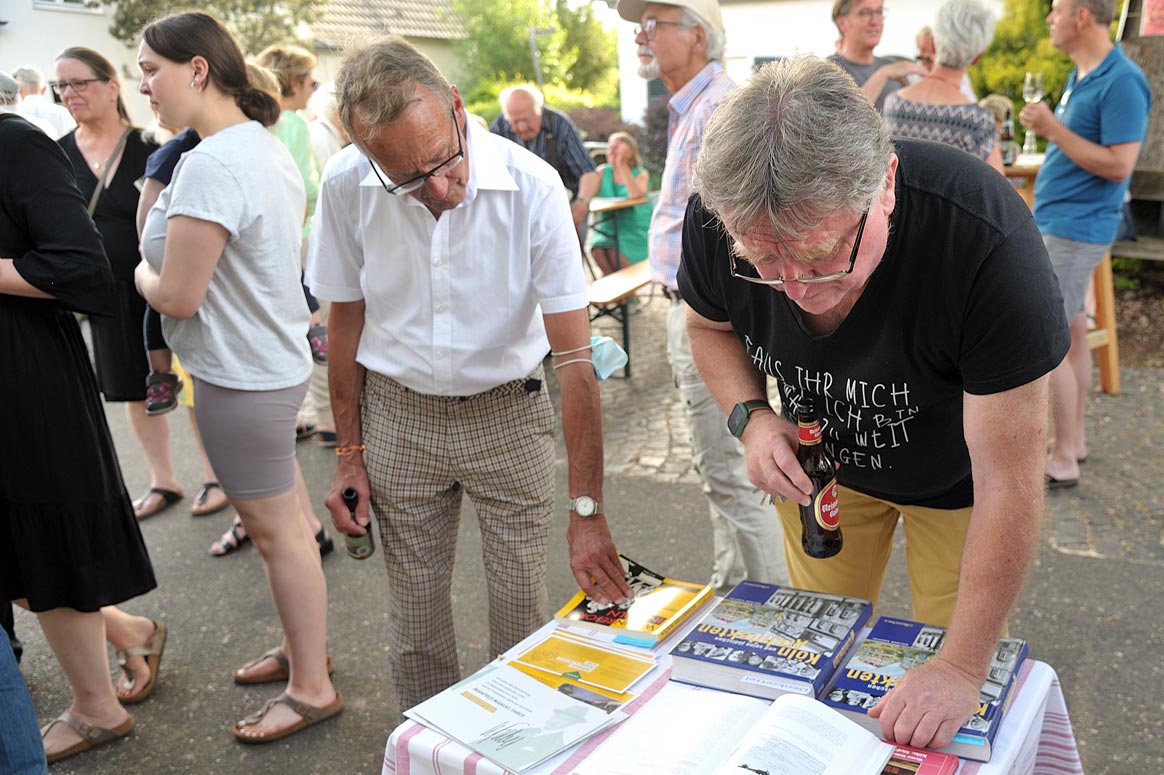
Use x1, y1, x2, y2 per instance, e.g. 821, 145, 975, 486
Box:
192, 377, 309, 500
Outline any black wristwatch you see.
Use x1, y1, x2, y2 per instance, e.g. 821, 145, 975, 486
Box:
727, 400, 773, 438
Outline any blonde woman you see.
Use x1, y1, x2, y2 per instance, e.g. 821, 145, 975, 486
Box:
589, 131, 653, 275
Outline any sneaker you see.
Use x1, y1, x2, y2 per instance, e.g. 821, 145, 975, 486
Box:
307, 324, 328, 365
145, 371, 182, 416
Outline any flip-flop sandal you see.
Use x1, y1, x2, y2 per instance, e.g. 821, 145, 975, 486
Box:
209, 519, 250, 556
41, 710, 134, 764
133, 487, 183, 520
296, 422, 318, 441
233, 645, 336, 685
232, 691, 343, 744
191, 482, 229, 516
115, 621, 168, 704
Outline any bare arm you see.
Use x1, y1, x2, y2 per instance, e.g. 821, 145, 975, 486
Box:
545, 307, 633, 605
861, 60, 921, 106
1020, 101, 1140, 182
320, 299, 372, 538
986, 142, 1005, 175
136, 177, 166, 239
570, 171, 602, 226
687, 307, 816, 505
134, 215, 227, 319
869, 377, 1048, 748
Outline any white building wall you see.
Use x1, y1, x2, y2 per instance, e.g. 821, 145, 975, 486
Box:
2, 1, 154, 124
618, 0, 1004, 124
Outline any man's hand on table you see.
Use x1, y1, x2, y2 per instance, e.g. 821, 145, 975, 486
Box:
868, 657, 983, 749
567, 514, 633, 606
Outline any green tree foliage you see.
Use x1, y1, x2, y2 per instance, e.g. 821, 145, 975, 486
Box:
109, 0, 325, 54
452, 0, 617, 107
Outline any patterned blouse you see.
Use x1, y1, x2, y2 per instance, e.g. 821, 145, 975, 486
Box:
883, 93, 998, 161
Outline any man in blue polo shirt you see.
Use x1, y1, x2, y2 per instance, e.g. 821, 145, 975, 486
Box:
1020, 0, 1150, 489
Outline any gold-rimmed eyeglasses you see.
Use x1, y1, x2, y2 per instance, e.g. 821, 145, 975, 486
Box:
730, 211, 869, 286
368, 107, 464, 196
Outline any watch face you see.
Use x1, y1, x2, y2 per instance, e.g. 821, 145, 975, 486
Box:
572, 496, 598, 516
728, 403, 748, 437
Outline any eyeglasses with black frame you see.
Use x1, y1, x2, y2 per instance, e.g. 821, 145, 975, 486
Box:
368, 107, 464, 196
634, 18, 686, 40
729, 210, 869, 286
49, 78, 109, 96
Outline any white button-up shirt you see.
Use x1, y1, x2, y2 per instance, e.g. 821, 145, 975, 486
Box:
306, 120, 587, 396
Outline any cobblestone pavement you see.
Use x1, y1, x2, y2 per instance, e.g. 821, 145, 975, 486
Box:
582, 290, 1164, 567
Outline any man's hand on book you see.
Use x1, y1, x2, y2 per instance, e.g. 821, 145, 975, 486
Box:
867, 658, 981, 749
567, 516, 633, 606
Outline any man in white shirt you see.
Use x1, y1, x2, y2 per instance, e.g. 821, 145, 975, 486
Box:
10, 65, 75, 140
307, 37, 633, 712
0, 72, 56, 136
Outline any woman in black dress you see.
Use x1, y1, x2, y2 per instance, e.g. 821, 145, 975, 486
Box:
54, 47, 184, 520
0, 114, 158, 762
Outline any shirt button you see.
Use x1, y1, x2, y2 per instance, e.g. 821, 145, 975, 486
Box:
436, 305, 448, 314
435, 350, 445, 360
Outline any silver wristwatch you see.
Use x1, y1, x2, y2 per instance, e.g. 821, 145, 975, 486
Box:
569, 495, 602, 517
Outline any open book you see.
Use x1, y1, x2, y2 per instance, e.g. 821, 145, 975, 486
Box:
573, 683, 897, 775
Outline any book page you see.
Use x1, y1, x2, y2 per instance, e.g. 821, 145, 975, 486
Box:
574, 683, 770, 775
712, 694, 894, 775
405, 664, 624, 773
515, 631, 657, 694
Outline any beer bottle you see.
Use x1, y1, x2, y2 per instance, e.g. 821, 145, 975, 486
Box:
1000, 109, 1018, 167
795, 398, 842, 559
342, 487, 375, 559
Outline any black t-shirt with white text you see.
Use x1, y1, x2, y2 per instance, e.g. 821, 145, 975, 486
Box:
678, 139, 1069, 508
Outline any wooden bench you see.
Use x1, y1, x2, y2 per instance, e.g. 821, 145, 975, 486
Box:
1112, 236, 1164, 262
587, 261, 652, 378
1089, 252, 1119, 395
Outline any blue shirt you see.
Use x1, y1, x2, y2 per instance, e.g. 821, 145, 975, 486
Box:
1034, 45, 1151, 244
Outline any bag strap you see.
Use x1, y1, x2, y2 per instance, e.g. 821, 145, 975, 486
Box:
86, 128, 132, 217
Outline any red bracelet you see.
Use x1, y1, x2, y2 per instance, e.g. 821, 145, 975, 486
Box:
335, 444, 367, 457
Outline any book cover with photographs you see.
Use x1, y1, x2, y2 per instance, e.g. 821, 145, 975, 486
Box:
555, 555, 713, 646
669, 580, 873, 701
823, 616, 1029, 762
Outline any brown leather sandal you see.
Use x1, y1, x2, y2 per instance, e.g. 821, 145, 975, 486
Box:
41, 711, 134, 763
115, 620, 168, 704
232, 645, 335, 685
232, 691, 343, 743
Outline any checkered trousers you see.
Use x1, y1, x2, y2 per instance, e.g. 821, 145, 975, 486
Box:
360, 368, 557, 712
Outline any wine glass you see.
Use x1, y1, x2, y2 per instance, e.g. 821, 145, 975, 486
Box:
1022, 72, 1044, 156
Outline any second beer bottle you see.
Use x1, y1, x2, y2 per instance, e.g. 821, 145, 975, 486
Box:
795, 398, 843, 559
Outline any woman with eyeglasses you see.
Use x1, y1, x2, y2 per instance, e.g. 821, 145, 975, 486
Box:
134, 12, 340, 742
53, 49, 196, 525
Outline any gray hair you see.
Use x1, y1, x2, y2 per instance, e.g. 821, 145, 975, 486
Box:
1073, 0, 1115, 25
499, 84, 544, 116
0, 73, 18, 105
11, 65, 43, 89
335, 36, 452, 146
681, 8, 726, 62
933, 0, 996, 70
693, 56, 892, 242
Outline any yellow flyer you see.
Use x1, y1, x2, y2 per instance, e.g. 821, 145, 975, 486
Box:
513, 631, 656, 694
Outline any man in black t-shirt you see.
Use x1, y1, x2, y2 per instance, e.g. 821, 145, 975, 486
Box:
679, 57, 1068, 752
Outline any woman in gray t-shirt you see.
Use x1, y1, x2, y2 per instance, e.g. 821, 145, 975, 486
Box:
134, 11, 341, 743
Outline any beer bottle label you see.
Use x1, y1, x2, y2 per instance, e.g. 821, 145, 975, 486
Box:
798, 421, 822, 445
813, 478, 840, 531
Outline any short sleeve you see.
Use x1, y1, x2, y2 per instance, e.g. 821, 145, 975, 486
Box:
166, 152, 247, 238
1098, 74, 1151, 148
677, 194, 732, 323
529, 178, 587, 314
305, 165, 365, 302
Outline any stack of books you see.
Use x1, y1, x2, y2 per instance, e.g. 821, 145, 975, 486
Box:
823, 616, 1029, 762
668, 580, 873, 700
